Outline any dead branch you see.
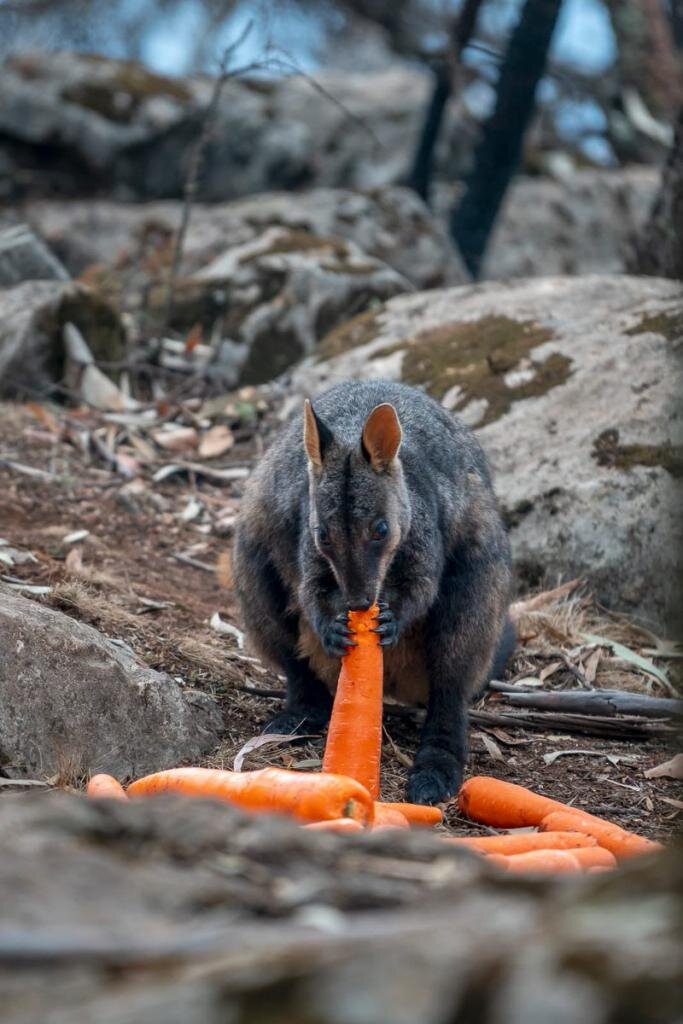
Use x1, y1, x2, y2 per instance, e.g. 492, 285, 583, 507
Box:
492, 688, 683, 720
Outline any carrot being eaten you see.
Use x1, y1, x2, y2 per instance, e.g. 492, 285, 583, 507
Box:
86, 774, 128, 800
539, 810, 662, 861
127, 766, 374, 825
443, 831, 597, 855
322, 605, 383, 800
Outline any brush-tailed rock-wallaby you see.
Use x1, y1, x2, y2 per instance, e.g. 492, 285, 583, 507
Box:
234, 380, 514, 804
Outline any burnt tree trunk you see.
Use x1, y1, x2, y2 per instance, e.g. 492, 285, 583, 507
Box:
631, 107, 683, 279
406, 0, 484, 203
450, 0, 563, 278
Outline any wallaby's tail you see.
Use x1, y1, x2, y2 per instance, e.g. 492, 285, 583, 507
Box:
489, 615, 516, 683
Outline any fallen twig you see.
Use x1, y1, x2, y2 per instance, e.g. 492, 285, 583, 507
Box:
494, 688, 682, 720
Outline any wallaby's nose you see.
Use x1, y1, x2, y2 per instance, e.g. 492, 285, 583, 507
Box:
348, 596, 373, 611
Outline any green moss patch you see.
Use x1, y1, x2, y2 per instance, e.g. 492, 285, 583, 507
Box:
61, 61, 190, 122
625, 311, 683, 341
592, 429, 683, 478
317, 308, 384, 361
374, 315, 564, 427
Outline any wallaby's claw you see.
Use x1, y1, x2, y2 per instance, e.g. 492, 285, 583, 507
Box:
320, 612, 357, 658
373, 603, 399, 646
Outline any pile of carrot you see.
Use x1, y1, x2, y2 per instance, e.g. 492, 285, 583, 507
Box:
453, 775, 662, 872
86, 607, 664, 874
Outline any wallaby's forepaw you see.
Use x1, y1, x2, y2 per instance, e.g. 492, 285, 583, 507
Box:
319, 611, 357, 659
372, 600, 399, 647
406, 754, 462, 805
262, 705, 330, 737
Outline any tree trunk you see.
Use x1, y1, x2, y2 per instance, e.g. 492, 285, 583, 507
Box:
631, 107, 683, 279
406, 0, 484, 203
449, 0, 563, 277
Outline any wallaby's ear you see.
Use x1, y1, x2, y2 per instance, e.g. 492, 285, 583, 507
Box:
303, 399, 333, 469
361, 403, 402, 472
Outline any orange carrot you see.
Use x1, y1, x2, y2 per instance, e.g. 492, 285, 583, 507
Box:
371, 804, 410, 829
127, 767, 374, 825
568, 845, 617, 870
304, 818, 364, 833
86, 774, 128, 800
498, 849, 582, 874
379, 802, 443, 827
322, 605, 383, 799
458, 776, 567, 828
539, 810, 662, 861
443, 831, 597, 855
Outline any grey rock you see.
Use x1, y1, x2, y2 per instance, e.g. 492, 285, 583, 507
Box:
0, 224, 69, 286
23, 184, 464, 290
0, 590, 222, 777
0, 794, 679, 1024
287, 275, 683, 631
0, 280, 125, 400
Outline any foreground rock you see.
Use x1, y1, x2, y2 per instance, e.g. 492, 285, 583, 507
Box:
288, 275, 683, 631
0, 590, 222, 777
0, 280, 125, 400
0, 794, 679, 1024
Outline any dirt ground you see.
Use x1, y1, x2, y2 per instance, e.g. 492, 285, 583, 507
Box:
0, 400, 680, 841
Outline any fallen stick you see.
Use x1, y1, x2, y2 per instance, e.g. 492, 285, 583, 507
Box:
493, 688, 682, 719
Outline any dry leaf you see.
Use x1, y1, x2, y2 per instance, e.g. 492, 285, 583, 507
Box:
233, 733, 302, 772
582, 647, 601, 684
63, 530, 89, 545
539, 661, 562, 681
580, 632, 670, 688
184, 322, 203, 353
644, 754, 683, 780
64, 547, 84, 575
180, 497, 203, 523
657, 796, 683, 811
209, 610, 244, 648
478, 732, 504, 762
215, 550, 233, 589
198, 425, 235, 459
543, 749, 638, 767
151, 427, 199, 453
509, 579, 582, 620
25, 401, 60, 434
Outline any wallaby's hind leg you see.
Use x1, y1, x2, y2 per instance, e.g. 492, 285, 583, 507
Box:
233, 535, 332, 736
407, 550, 510, 805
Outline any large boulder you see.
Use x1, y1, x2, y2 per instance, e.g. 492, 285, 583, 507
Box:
286, 275, 683, 631
0, 280, 125, 399
0, 794, 679, 1024
21, 185, 464, 290
0, 52, 433, 201
469, 168, 659, 280
0, 590, 222, 778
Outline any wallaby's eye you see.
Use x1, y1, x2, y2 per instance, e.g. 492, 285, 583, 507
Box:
318, 525, 331, 547
370, 519, 388, 544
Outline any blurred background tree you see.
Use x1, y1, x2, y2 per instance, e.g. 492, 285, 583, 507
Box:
1, 0, 681, 275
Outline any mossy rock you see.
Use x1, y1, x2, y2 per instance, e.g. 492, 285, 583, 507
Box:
317, 307, 384, 361
625, 310, 683, 341
61, 60, 191, 123
36, 286, 126, 382
375, 315, 566, 427
592, 428, 683, 478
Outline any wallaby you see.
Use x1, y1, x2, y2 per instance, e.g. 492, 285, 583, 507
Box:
233, 379, 514, 804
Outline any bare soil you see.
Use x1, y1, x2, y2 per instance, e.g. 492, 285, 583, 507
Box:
0, 400, 680, 841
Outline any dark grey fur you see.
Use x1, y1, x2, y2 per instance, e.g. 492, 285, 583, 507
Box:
233, 380, 514, 803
